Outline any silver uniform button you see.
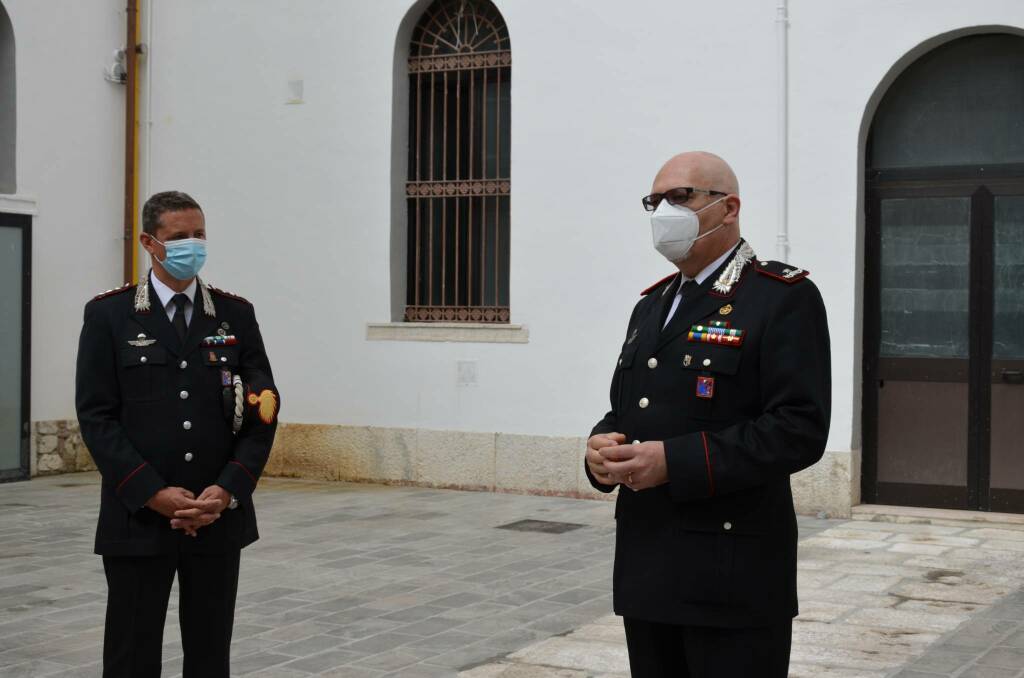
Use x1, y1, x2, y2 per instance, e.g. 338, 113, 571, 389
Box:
179, 391, 189, 400
180, 360, 188, 369
140, 356, 148, 364
639, 397, 649, 409
183, 420, 192, 431
220, 356, 228, 363
703, 358, 712, 367
184, 452, 193, 462
724, 522, 733, 531
647, 357, 658, 369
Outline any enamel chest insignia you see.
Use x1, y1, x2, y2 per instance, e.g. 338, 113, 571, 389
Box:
696, 376, 715, 399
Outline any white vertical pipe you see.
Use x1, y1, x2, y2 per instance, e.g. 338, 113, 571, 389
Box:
776, 0, 790, 262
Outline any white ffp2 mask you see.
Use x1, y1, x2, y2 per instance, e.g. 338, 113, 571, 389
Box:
650, 196, 726, 263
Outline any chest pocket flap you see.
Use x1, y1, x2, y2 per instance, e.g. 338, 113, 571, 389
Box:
204, 346, 240, 367
681, 346, 742, 375
119, 345, 168, 367
618, 338, 640, 369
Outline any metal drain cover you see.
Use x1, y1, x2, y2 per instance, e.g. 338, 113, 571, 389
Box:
496, 519, 585, 534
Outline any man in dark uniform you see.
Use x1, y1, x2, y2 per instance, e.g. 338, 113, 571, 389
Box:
76, 191, 280, 677
585, 152, 830, 677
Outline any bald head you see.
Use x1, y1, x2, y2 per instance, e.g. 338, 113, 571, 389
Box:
649, 151, 742, 277
652, 151, 739, 196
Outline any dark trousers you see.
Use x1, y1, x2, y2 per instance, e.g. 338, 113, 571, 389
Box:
102, 550, 240, 678
623, 617, 792, 678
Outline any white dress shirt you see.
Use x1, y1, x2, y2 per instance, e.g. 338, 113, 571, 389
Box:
150, 271, 197, 326
662, 242, 740, 329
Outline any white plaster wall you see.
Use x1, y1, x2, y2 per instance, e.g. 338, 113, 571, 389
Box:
3, 0, 126, 421
19, 0, 1024, 471
145, 0, 779, 438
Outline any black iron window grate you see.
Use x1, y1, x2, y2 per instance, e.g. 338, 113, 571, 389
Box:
406, 0, 511, 323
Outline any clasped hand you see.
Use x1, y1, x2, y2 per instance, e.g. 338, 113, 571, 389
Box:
145, 486, 231, 537
585, 433, 668, 491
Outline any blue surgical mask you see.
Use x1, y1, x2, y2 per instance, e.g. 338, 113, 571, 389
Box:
152, 237, 207, 280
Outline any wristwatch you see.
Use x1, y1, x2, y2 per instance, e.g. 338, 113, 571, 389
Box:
227, 495, 238, 510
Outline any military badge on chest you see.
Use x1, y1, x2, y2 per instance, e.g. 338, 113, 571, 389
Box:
696, 376, 715, 399
688, 319, 745, 347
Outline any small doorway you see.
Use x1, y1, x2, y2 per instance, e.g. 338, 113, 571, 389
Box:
0, 212, 29, 482
863, 34, 1024, 512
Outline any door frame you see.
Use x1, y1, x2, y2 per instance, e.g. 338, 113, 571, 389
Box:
862, 163, 1024, 511
0, 211, 29, 483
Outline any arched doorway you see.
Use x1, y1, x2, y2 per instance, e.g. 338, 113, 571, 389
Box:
863, 33, 1024, 512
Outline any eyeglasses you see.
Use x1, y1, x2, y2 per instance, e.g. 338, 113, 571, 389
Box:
641, 187, 728, 212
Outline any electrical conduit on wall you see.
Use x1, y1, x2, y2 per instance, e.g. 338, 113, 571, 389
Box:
776, 0, 790, 262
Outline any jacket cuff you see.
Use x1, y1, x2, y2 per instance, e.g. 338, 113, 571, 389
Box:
117, 462, 166, 514
216, 460, 259, 500
664, 432, 715, 502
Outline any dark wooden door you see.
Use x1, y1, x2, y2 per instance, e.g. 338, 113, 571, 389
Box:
863, 168, 1024, 512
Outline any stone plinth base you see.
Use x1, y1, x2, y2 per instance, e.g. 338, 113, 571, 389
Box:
267, 423, 858, 516
27, 420, 858, 517
31, 420, 96, 476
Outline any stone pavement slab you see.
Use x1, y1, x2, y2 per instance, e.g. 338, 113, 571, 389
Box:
465, 513, 1024, 678
3, 474, 1023, 677
0, 473, 626, 676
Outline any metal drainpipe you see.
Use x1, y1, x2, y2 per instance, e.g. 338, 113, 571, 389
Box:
122, 0, 140, 284
776, 0, 790, 262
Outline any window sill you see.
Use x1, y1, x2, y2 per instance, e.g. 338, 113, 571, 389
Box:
366, 322, 529, 344
0, 194, 38, 215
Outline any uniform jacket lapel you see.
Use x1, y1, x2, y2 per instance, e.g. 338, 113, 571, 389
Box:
181, 303, 218, 357
654, 246, 749, 353
654, 274, 681, 330
131, 281, 183, 357
655, 283, 728, 353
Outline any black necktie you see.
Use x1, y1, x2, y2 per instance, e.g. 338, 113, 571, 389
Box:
172, 294, 189, 342
680, 279, 700, 299
662, 280, 701, 331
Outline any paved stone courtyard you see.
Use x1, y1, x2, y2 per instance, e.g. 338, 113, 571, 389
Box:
1, 474, 1023, 677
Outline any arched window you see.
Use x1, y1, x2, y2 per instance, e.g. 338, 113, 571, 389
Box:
404, 0, 511, 323
870, 34, 1024, 169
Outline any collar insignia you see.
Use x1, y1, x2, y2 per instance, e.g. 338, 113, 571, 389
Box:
711, 242, 755, 295
134, 269, 217, 317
